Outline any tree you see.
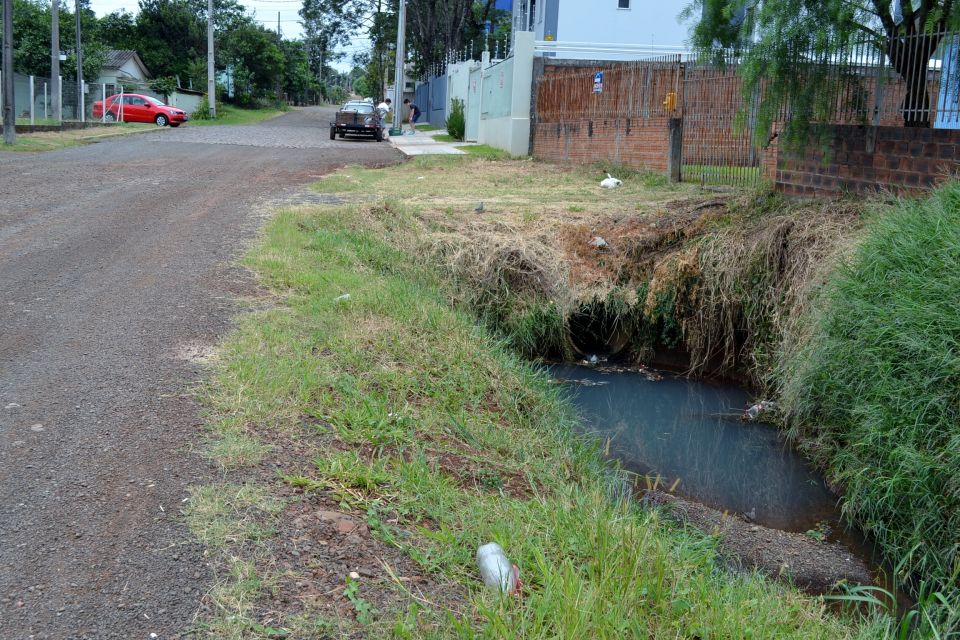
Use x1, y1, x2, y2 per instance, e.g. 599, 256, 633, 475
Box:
219, 22, 284, 100
279, 39, 319, 103
406, 0, 496, 74
687, 0, 960, 130
97, 10, 139, 51
7, 0, 105, 79
134, 0, 205, 81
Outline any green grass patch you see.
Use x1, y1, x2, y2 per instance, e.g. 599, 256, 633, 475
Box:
462, 144, 513, 159
190, 104, 286, 126
684, 164, 763, 187
780, 182, 960, 614
192, 157, 891, 636
431, 133, 457, 142
0, 123, 152, 153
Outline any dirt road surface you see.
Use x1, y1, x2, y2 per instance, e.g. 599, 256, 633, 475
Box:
0, 107, 400, 639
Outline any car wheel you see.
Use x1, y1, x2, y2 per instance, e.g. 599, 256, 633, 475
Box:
330, 128, 336, 140
154, 114, 168, 127
104, 112, 116, 122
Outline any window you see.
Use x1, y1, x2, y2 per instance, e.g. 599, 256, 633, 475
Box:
618, 0, 630, 8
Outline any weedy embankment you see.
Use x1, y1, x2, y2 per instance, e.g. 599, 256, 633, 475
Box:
187, 156, 886, 638
779, 183, 960, 630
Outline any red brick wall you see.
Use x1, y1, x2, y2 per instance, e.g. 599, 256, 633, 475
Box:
776, 125, 960, 196
532, 61, 678, 172
532, 118, 671, 172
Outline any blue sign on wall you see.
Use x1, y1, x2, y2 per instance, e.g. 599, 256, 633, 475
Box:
593, 72, 604, 94
495, 0, 513, 10
935, 36, 960, 129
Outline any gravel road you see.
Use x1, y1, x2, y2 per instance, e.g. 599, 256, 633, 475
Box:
0, 107, 400, 639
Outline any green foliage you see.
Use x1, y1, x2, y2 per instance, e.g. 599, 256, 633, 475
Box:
149, 76, 177, 101
686, 0, 960, 139
192, 95, 212, 120
446, 97, 466, 141
10, 0, 106, 79
7, 0, 314, 103
780, 181, 960, 599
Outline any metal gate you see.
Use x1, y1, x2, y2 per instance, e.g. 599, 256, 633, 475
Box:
681, 61, 762, 188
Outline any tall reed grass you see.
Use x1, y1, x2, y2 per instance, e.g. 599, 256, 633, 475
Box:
780, 182, 960, 628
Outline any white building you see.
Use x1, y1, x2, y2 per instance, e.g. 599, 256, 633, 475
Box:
512, 0, 693, 59
96, 50, 152, 86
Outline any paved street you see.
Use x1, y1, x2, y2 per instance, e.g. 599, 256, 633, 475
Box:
0, 107, 400, 639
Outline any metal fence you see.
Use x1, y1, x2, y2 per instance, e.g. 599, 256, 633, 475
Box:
0, 72, 125, 124
535, 54, 683, 123
681, 57, 762, 187
681, 29, 960, 186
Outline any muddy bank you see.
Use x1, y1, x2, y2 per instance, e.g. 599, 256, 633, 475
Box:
646, 491, 872, 593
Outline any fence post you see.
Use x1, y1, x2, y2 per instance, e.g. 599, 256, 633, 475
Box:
57, 75, 62, 123
44, 82, 47, 120
668, 117, 683, 182
29, 76, 35, 124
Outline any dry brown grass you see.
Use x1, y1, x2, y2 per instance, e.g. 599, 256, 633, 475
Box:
317, 157, 873, 380
673, 198, 867, 379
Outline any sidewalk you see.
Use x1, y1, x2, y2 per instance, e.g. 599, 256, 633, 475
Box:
388, 128, 467, 156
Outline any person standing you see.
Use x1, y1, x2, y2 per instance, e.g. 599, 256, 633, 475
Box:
376, 97, 392, 134
403, 98, 421, 134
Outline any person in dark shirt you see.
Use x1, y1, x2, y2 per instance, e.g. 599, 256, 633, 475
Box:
403, 99, 421, 134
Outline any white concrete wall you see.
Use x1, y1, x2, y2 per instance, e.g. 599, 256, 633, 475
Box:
120, 59, 146, 82
446, 61, 475, 118
555, 1, 689, 49
168, 91, 202, 113
478, 31, 534, 157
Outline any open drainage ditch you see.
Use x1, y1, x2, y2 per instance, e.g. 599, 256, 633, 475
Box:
550, 362, 898, 596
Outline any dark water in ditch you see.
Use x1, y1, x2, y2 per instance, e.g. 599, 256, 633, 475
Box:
550, 363, 841, 534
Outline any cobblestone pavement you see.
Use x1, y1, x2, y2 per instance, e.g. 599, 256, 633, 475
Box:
0, 107, 400, 640
142, 107, 392, 149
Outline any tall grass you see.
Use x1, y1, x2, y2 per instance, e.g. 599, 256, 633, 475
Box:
780, 182, 960, 624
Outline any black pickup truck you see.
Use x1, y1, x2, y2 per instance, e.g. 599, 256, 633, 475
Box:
330, 101, 385, 142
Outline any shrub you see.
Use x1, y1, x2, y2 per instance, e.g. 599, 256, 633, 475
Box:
192, 96, 212, 120
446, 98, 466, 141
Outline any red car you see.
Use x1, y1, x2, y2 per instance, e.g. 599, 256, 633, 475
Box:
92, 93, 188, 127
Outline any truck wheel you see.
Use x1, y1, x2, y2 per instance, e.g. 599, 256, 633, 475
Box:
330, 127, 336, 140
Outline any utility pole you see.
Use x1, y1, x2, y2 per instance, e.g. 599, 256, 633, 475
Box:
50, 0, 60, 122
2, 0, 13, 144
206, 0, 216, 117
74, 0, 83, 120
276, 12, 281, 108
389, 0, 405, 136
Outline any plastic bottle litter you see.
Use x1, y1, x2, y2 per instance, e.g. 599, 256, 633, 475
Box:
476, 542, 520, 594
333, 293, 351, 303
589, 236, 609, 249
